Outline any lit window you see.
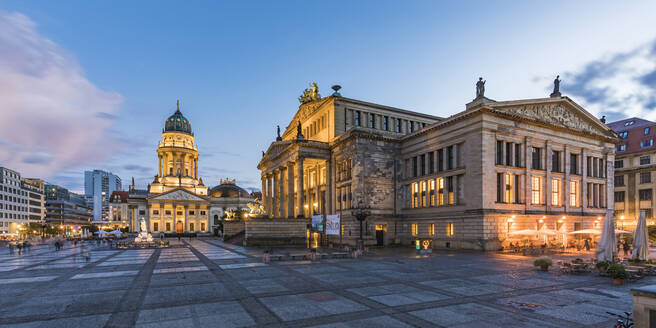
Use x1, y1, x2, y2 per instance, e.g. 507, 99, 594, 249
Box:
619, 131, 628, 138
437, 178, 444, 206
428, 224, 435, 236
411, 182, 419, 208
645, 127, 651, 135
616, 144, 626, 152
411, 224, 418, 236
420, 181, 426, 207
429, 180, 435, 207
531, 176, 542, 205
569, 180, 579, 207
624, 120, 634, 126
446, 223, 454, 236
551, 179, 561, 206
641, 139, 654, 148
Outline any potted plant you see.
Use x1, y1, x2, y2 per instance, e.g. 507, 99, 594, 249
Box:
596, 260, 611, 272
606, 263, 627, 285
533, 256, 553, 271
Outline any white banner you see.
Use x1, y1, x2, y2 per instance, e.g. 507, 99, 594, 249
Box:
311, 215, 323, 227
326, 214, 341, 235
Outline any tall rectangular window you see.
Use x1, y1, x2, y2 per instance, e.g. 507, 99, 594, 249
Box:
412, 157, 418, 177
614, 191, 625, 202
153, 222, 159, 232
446, 223, 454, 236
396, 119, 401, 132
447, 176, 455, 205
615, 175, 625, 186
420, 154, 426, 175
551, 179, 561, 206
429, 180, 435, 207
570, 154, 578, 174
383, 116, 389, 130
532, 147, 541, 170
420, 181, 426, 207
428, 223, 435, 236
437, 178, 444, 206
368, 113, 375, 128
505, 142, 512, 167
514, 174, 521, 203
496, 140, 504, 165
586, 157, 592, 177
514, 143, 521, 167
354, 111, 361, 126
552, 151, 560, 172
438, 149, 444, 171
411, 182, 418, 208
504, 173, 513, 203
447, 146, 454, 170
531, 176, 542, 205
615, 160, 623, 169
429, 152, 435, 174
569, 180, 579, 207
411, 224, 418, 236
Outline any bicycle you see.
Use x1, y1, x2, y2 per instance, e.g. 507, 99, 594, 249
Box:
606, 311, 633, 328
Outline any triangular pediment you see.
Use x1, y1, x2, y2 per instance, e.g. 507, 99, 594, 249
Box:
149, 188, 208, 202
489, 98, 617, 139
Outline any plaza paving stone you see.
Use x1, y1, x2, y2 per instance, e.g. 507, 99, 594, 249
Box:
0, 238, 646, 327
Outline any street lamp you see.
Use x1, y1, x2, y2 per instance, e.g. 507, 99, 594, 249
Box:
350, 200, 371, 250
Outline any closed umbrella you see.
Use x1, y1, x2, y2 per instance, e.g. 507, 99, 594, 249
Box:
559, 223, 568, 248
633, 210, 649, 260
595, 211, 617, 261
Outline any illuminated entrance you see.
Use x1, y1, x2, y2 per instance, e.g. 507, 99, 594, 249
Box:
176, 221, 184, 233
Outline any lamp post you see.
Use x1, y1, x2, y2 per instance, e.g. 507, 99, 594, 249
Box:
350, 200, 370, 250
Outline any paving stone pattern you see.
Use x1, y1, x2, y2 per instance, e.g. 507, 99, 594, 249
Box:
0, 239, 644, 327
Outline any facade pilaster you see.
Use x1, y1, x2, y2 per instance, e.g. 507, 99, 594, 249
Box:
287, 162, 295, 218
297, 158, 305, 218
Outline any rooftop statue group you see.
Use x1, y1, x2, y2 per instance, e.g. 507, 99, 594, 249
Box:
298, 82, 321, 104
474, 75, 562, 98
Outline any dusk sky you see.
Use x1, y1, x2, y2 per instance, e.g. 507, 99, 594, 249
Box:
1, 1, 655, 193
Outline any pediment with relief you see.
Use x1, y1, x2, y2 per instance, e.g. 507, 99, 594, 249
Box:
492, 102, 612, 138
150, 189, 208, 202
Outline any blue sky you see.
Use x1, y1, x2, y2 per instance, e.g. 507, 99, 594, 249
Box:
1, 1, 655, 193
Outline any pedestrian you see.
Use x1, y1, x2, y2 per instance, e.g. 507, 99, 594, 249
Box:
623, 240, 630, 256
9, 243, 14, 255
17, 242, 22, 255
584, 239, 590, 251
263, 249, 270, 264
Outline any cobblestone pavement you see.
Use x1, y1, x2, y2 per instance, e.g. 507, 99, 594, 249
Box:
0, 238, 646, 327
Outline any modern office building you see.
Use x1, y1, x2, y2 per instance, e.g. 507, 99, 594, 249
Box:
84, 169, 122, 222
45, 184, 93, 226
608, 117, 656, 228
0, 167, 45, 235
258, 82, 618, 250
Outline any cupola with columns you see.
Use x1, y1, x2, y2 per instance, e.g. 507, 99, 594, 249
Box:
149, 100, 207, 195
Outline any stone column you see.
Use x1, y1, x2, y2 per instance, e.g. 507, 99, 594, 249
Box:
287, 162, 295, 218
564, 145, 570, 212
297, 157, 305, 218
326, 159, 333, 214
546, 141, 553, 210
582, 149, 588, 210
184, 205, 188, 233
158, 156, 162, 177
261, 175, 267, 215
279, 168, 285, 218
273, 172, 279, 217
315, 165, 321, 214
525, 137, 533, 209
267, 174, 273, 217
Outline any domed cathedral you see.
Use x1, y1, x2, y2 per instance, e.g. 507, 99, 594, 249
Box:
149, 100, 207, 195
127, 100, 254, 236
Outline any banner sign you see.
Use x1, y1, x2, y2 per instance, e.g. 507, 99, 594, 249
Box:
326, 215, 341, 235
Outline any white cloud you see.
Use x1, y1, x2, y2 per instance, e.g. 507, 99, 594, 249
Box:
565, 40, 656, 121
0, 11, 123, 179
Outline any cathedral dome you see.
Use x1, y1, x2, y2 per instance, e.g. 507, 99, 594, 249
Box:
164, 101, 192, 135
210, 179, 251, 198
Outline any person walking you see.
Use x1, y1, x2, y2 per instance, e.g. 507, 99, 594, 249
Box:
584, 239, 590, 251
623, 240, 630, 256
16, 242, 22, 255
9, 243, 14, 255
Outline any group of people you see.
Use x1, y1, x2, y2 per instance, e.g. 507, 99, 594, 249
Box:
618, 239, 632, 257
8, 240, 32, 255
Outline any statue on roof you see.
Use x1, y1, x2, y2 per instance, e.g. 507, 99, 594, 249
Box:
298, 82, 322, 104
475, 77, 485, 98
276, 125, 282, 141
550, 75, 562, 98
296, 121, 304, 140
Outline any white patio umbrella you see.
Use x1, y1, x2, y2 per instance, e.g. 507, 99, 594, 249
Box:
81, 229, 85, 239
508, 229, 540, 235
569, 229, 601, 234
633, 210, 649, 260
595, 211, 617, 261
558, 223, 568, 247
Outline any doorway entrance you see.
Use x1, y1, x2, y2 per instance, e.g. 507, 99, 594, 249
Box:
375, 224, 387, 246
176, 221, 183, 233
